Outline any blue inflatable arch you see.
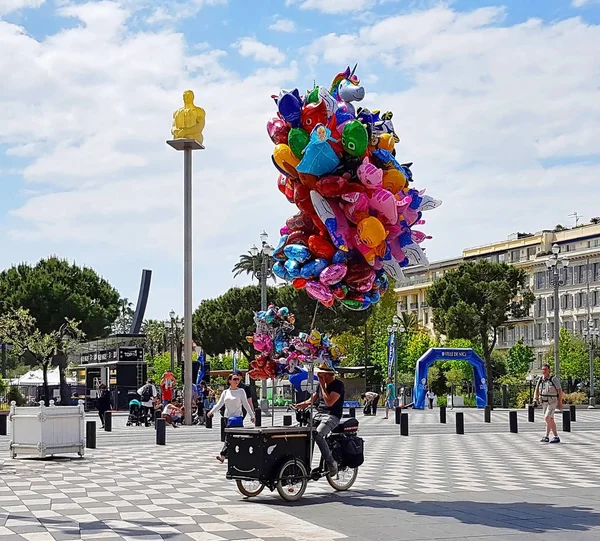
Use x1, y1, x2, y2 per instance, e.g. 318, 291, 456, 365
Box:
413, 348, 487, 409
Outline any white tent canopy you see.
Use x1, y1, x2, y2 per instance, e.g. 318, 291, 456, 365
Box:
10, 367, 76, 386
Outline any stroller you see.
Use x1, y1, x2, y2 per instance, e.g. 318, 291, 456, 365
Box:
126, 399, 143, 426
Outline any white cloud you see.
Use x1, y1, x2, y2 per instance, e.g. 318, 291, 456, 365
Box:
298, 0, 374, 14
306, 6, 600, 260
571, 0, 589, 6
232, 37, 285, 64
269, 18, 296, 33
0, 0, 44, 16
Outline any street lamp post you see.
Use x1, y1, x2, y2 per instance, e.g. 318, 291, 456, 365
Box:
583, 319, 599, 408
169, 310, 176, 373
250, 231, 274, 415
546, 243, 569, 380
387, 316, 405, 404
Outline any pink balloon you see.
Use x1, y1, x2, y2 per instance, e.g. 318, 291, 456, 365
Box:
412, 230, 432, 244
267, 117, 290, 145
305, 281, 334, 303
387, 238, 407, 264
319, 264, 348, 286
357, 156, 382, 190
369, 188, 399, 225
280, 226, 292, 235
341, 192, 369, 224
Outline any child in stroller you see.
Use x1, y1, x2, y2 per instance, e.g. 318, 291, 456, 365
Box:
127, 398, 143, 426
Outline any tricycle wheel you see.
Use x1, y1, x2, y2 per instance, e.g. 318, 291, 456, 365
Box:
276, 459, 308, 502
327, 466, 358, 491
236, 479, 265, 498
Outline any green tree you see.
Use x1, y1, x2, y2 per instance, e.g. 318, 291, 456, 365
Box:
399, 331, 437, 375
232, 251, 268, 280
446, 366, 465, 407
554, 328, 596, 382
426, 260, 534, 399
0, 257, 120, 339
0, 309, 83, 405
506, 337, 535, 378
141, 319, 167, 359
113, 297, 134, 334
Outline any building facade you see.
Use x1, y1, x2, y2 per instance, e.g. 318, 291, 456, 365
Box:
396, 223, 600, 369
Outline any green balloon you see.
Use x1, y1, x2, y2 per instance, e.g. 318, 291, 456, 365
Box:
305, 86, 320, 104
288, 128, 310, 159
342, 120, 368, 157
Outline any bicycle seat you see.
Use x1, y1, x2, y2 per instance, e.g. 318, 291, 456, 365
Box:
331, 418, 359, 434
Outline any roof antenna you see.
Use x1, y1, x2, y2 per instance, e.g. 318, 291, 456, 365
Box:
568, 212, 581, 227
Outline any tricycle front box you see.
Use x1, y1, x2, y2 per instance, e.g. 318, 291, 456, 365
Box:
225, 426, 311, 482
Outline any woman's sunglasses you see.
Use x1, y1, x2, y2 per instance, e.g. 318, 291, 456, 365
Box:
231, 377, 240, 382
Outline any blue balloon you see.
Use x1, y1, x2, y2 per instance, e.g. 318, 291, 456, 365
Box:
284, 259, 302, 278
284, 244, 312, 263
289, 368, 319, 393
332, 250, 347, 264
300, 258, 328, 279
296, 124, 340, 177
278, 307, 289, 318
273, 235, 289, 261
273, 261, 288, 280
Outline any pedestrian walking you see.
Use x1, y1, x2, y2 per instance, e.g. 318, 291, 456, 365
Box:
384, 377, 396, 419
208, 373, 255, 463
427, 390, 436, 409
96, 384, 111, 429
138, 379, 157, 427
534, 364, 563, 443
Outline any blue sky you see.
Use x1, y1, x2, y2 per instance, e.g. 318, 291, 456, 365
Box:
0, 0, 599, 321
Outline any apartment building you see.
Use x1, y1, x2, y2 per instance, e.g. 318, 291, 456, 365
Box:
395, 223, 600, 367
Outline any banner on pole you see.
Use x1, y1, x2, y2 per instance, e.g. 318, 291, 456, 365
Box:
387, 333, 395, 379
197, 350, 205, 385
233, 351, 237, 373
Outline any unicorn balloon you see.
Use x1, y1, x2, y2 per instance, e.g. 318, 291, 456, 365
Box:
329, 64, 365, 116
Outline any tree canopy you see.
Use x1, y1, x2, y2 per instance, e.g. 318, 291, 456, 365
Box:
426, 260, 534, 394
506, 337, 535, 378
0, 257, 121, 340
193, 285, 370, 359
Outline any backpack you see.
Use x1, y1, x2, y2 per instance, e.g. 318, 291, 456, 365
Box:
140, 385, 153, 402
537, 376, 559, 398
341, 435, 365, 468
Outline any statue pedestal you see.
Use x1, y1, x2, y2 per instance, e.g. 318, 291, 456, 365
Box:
166, 138, 204, 151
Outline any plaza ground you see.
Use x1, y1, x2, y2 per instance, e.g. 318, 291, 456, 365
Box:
1, 409, 600, 540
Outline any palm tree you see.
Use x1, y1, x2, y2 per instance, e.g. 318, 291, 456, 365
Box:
113, 298, 134, 334
398, 312, 419, 334
232, 251, 275, 281
591, 217, 600, 225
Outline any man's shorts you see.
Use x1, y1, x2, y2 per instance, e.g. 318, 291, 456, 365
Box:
385, 399, 395, 409
543, 400, 558, 419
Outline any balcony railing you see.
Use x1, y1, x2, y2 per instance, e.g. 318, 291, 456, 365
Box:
409, 303, 419, 310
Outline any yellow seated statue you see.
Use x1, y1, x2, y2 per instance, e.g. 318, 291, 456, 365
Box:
171, 90, 206, 145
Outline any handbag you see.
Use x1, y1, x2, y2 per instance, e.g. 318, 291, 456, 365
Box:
227, 416, 244, 428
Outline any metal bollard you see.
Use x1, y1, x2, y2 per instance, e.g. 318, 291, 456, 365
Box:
528, 404, 535, 423
484, 405, 491, 423
104, 411, 112, 432
154, 410, 162, 430
283, 414, 292, 426
456, 412, 465, 434
400, 413, 409, 436
0, 413, 7, 436
395, 406, 402, 425
562, 410, 571, 432
509, 411, 518, 433
156, 418, 166, 445
205, 412, 212, 429
349, 407, 356, 418
86, 421, 96, 449
570, 405, 576, 422
440, 405, 447, 424
255, 407, 262, 427
221, 416, 227, 442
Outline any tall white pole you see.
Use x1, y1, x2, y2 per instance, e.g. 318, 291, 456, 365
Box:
183, 146, 193, 426
167, 137, 203, 426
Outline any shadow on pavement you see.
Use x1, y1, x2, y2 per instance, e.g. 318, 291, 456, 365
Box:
262, 489, 600, 534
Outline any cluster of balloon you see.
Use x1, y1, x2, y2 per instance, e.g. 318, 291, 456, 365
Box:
246, 304, 343, 388
269, 65, 442, 311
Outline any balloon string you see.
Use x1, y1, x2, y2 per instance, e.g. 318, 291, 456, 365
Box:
310, 302, 319, 330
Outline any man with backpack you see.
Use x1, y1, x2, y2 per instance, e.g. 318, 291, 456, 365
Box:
137, 379, 157, 427
534, 364, 563, 443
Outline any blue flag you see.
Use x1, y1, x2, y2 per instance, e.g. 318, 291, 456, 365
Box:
197, 350, 205, 384
387, 333, 395, 379
232, 351, 237, 373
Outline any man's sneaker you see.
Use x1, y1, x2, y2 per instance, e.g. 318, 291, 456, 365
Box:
540, 436, 549, 442
550, 436, 561, 444
327, 461, 338, 477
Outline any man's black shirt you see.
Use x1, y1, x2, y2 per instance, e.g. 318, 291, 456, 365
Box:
317, 379, 345, 419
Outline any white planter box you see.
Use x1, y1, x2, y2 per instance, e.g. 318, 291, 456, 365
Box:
9, 400, 85, 459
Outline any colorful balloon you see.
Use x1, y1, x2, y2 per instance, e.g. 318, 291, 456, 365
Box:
284, 259, 302, 278
357, 156, 383, 190
273, 144, 300, 178
267, 117, 291, 145
305, 281, 334, 305
357, 216, 387, 248
296, 124, 341, 176
300, 258, 328, 279
288, 128, 310, 160
320, 264, 347, 286
284, 244, 312, 263
342, 120, 368, 157
308, 235, 336, 259
301, 100, 328, 133
274, 89, 303, 127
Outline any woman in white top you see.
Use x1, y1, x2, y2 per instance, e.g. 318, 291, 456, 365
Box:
208, 373, 255, 463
